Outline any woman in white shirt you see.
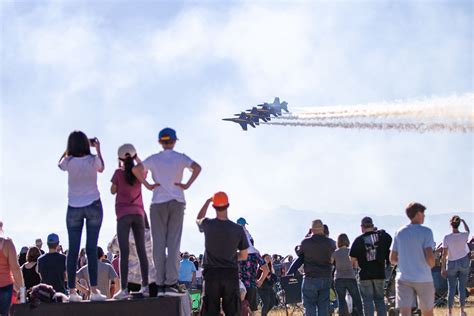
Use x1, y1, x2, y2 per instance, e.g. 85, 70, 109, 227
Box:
58, 131, 106, 302
441, 216, 470, 316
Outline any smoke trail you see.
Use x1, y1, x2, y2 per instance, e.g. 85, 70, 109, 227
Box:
283, 94, 474, 122
263, 121, 474, 133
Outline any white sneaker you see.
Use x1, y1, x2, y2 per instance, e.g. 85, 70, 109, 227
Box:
139, 285, 149, 297
113, 289, 129, 300
90, 290, 107, 301
68, 292, 82, 302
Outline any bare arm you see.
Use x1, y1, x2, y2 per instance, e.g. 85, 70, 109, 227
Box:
440, 248, 448, 277
110, 184, 117, 195
238, 248, 248, 261
389, 251, 398, 265
424, 248, 435, 269
132, 163, 158, 191
6, 240, 24, 291
257, 263, 270, 287
192, 271, 196, 285
461, 219, 470, 233
197, 198, 213, 221
176, 162, 202, 190
93, 140, 105, 173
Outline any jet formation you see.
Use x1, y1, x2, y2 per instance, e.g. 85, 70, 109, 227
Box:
222, 97, 289, 131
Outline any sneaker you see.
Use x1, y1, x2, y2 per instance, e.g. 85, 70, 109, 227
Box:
164, 284, 186, 296
68, 292, 82, 302
113, 289, 129, 300
90, 290, 107, 301
157, 285, 166, 297
139, 285, 149, 298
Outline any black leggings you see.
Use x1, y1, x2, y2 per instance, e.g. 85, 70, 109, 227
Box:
117, 214, 149, 290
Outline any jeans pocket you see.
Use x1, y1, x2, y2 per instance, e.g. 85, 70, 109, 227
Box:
86, 200, 103, 228
460, 255, 470, 269
66, 207, 85, 228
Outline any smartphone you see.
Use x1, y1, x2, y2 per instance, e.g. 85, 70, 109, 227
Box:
89, 138, 97, 146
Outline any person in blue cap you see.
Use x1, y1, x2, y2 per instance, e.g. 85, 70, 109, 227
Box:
37, 233, 67, 294
133, 127, 201, 296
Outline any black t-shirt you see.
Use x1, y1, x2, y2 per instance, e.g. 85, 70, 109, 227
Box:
37, 252, 66, 293
198, 218, 249, 270
349, 230, 392, 280
297, 234, 336, 278
22, 263, 41, 290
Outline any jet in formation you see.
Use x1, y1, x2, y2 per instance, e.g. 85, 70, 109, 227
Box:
222, 97, 289, 131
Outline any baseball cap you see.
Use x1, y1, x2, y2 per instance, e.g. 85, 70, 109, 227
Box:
47, 233, 59, 244
236, 217, 248, 226
158, 128, 178, 142
212, 192, 229, 208
118, 144, 137, 160
361, 216, 374, 227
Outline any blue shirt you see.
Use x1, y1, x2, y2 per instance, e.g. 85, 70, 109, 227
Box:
178, 259, 196, 282
392, 224, 435, 282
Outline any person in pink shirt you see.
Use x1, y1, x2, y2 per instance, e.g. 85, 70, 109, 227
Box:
111, 144, 150, 299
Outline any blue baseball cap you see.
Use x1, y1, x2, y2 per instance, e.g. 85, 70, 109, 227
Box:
236, 217, 248, 226
47, 233, 59, 244
158, 128, 178, 142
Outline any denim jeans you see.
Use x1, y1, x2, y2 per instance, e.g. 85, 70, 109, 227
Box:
302, 277, 331, 316
334, 278, 364, 316
66, 199, 103, 289
359, 279, 386, 316
0, 284, 13, 316
447, 254, 470, 308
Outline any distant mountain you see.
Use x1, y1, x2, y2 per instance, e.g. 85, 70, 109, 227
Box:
240, 207, 473, 256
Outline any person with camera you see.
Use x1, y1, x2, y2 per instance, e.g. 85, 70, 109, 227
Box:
58, 131, 106, 301
440, 215, 470, 316
349, 216, 392, 316
110, 144, 149, 299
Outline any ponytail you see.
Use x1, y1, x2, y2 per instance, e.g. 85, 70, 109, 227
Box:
122, 156, 136, 185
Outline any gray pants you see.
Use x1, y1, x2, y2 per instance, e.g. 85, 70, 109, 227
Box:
150, 200, 185, 286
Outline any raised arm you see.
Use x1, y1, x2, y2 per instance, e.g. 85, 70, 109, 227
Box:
93, 139, 105, 173
461, 218, 470, 233
197, 198, 212, 221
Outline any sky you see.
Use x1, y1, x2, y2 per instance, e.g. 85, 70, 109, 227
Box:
0, 0, 472, 255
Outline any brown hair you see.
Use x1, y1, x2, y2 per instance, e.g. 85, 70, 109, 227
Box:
406, 202, 426, 219
337, 234, 350, 248
66, 131, 91, 157
26, 246, 41, 263
450, 216, 461, 229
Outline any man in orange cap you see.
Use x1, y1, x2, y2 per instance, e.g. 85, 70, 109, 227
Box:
196, 192, 249, 316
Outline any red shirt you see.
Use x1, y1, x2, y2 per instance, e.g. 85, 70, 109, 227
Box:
111, 169, 145, 219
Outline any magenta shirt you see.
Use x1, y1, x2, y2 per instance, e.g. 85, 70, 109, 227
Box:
111, 169, 145, 219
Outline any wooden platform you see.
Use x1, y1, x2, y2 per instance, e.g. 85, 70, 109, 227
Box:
11, 296, 185, 316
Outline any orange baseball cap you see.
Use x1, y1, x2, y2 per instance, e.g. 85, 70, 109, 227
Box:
212, 191, 229, 207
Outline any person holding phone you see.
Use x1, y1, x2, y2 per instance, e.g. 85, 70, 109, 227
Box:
110, 144, 149, 299
58, 131, 106, 301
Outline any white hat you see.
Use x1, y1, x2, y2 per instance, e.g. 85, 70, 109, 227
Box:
118, 144, 137, 160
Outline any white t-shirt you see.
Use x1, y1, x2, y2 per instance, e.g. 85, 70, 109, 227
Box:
443, 232, 470, 261
59, 155, 102, 207
142, 150, 194, 204
243, 227, 259, 254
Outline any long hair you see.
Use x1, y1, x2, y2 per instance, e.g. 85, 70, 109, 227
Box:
262, 253, 274, 274
66, 131, 91, 157
26, 246, 41, 263
121, 156, 136, 185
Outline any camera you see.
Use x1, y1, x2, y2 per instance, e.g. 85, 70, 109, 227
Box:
89, 138, 97, 146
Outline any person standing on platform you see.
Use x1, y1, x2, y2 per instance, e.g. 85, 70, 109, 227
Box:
197, 192, 249, 316
58, 131, 106, 301
110, 144, 149, 299
133, 128, 201, 296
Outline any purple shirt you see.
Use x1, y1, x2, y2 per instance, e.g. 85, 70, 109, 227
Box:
111, 169, 145, 219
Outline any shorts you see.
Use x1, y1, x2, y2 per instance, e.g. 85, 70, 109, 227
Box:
245, 287, 258, 311
396, 279, 434, 311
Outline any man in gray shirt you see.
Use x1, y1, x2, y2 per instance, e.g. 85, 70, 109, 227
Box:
296, 219, 336, 316
390, 202, 435, 316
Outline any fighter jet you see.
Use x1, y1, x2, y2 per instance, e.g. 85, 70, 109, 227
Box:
222, 112, 256, 131
244, 107, 272, 122
257, 97, 289, 117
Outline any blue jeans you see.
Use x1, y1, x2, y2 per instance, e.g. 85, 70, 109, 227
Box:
0, 284, 13, 316
359, 279, 386, 316
66, 199, 103, 289
302, 277, 331, 316
335, 279, 363, 316
447, 254, 470, 308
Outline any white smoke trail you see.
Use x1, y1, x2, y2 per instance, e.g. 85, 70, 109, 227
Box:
263, 121, 474, 133
283, 94, 474, 122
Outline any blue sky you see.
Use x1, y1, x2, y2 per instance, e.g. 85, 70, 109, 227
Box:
1, 0, 472, 254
